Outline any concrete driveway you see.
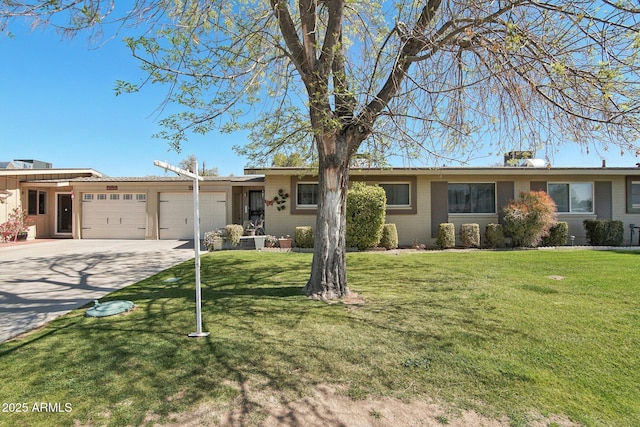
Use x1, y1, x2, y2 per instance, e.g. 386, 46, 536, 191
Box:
0, 239, 196, 343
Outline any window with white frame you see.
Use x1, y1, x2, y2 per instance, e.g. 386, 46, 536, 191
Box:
297, 183, 319, 207
380, 183, 410, 207
448, 183, 496, 213
547, 183, 593, 213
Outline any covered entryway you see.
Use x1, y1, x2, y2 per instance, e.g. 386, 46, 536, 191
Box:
159, 192, 226, 239
81, 193, 147, 239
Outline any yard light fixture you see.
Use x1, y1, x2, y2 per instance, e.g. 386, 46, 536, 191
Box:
154, 159, 210, 338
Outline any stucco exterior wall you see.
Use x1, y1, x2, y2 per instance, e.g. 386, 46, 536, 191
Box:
257, 169, 640, 248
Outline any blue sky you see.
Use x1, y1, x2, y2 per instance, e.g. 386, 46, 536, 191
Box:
1, 22, 639, 177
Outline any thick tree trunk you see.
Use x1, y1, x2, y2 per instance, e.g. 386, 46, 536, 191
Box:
302, 149, 351, 300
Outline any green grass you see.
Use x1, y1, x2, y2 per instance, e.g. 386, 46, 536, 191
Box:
1, 250, 639, 426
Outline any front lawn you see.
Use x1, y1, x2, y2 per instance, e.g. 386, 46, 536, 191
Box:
0, 250, 638, 426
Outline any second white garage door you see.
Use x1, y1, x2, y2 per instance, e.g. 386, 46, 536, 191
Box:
159, 192, 227, 239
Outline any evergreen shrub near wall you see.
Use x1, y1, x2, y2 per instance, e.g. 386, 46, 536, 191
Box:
583, 220, 624, 246
485, 224, 505, 248
541, 222, 569, 247
436, 223, 455, 249
460, 223, 480, 248
295, 226, 314, 248
379, 224, 398, 249
224, 224, 244, 246
346, 182, 387, 250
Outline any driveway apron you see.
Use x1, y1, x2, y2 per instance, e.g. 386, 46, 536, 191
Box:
0, 240, 195, 342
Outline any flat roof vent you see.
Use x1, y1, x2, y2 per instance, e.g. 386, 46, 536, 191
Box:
522, 158, 546, 168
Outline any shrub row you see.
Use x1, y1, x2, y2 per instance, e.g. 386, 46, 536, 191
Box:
292, 223, 399, 250
437, 221, 569, 249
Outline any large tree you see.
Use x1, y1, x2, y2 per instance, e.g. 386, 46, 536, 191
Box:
4, 1, 640, 299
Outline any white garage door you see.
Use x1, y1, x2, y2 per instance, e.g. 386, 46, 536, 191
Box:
159, 192, 227, 239
82, 193, 147, 239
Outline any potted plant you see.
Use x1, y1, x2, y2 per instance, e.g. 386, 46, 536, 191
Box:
203, 229, 224, 251
0, 207, 32, 242
278, 235, 293, 249
264, 235, 278, 248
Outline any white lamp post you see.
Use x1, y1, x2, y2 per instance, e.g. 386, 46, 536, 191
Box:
154, 159, 210, 338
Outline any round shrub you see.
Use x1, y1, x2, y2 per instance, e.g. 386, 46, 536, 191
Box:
541, 222, 569, 246
503, 191, 557, 247
485, 223, 505, 248
460, 223, 480, 248
436, 223, 455, 249
295, 226, 314, 248
379, 224, 398, 249
224, 224, 244, 246
346, 182, 387, 250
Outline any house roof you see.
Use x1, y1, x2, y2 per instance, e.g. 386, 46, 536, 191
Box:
0, 168, 103, 179
65, 175, 264, 183
244, 166, 640, 177
19, 175, 265, 188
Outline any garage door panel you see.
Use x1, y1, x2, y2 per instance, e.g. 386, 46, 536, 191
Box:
160, 192, 226, 239
82, 194, 147, 239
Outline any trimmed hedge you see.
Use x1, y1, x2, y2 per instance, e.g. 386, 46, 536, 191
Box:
485, 224, 505, 248
295, 226, 314, 248
346, 182, 387, 250
436, 223, 455, 249
379, 224, 399, 249
583, 220, 624, 246
460, 223, 480, 248
224, 224, 244, 246
541, 222, 569, 247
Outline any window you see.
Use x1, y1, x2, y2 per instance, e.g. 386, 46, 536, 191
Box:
38, 192, 47, 214
297, 183, 319, 207
83, 194, 94, 201
631, 181, 640, 210
28, 190, 47, 215
380, 183, 410, 207
548, 183, 593, 213
110, 194, 120, 201
448, 183, 496, 213
123, 194, 133, 201
28, 190, 37, 215
97, 194, 107, 201
136, 194, 146, 201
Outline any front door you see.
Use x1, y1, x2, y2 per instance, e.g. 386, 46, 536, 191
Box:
57, 193, 73, 235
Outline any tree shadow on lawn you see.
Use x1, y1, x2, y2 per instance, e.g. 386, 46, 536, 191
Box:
0, 251, 542, 426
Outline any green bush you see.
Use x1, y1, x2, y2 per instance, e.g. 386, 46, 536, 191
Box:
485, 224, 505, 248
346, 182, 387, 250
436, 223, 455, 249
460, 223, 480, 248
583, 220, 624, 246
295, 226, 314, 248
541, 222, 569, 247
203, 230, 224, 251
379, 224, 399, 249
224, 224, 244, 246
503, 191, 557, 247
